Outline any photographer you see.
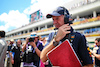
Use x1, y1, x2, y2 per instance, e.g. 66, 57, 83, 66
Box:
22, 32, 43, 67
40, 6, 93, 67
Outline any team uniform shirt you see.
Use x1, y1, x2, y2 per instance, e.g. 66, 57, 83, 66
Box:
35, 41, 43, 51
44, 27, 93, 66
11, 45, 21, 67
11, 45, 21, 62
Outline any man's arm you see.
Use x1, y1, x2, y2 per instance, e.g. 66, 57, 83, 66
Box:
22, 43, 26, 52
9, 52, 14, 64
83, 64, 93, 67
92, 53, 100, 60
22, 37, 29, 52
40, 24, 71, 62
30, 42, 43, 57
90, 49, 100, 60
10, 46, 16, 64
40, 39, 55, 62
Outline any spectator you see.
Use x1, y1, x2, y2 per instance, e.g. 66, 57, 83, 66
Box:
38, 35, 43, 43
90, 38, 100, 67
7, 39, 15, 67
10, 40, 22, 67
22, 32, 43, 67
42, 37, 47, 46
0, 31, 7, 67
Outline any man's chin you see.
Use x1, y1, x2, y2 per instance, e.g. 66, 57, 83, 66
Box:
55, 26, 59, 28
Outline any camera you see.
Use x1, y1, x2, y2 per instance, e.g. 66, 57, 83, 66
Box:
29, 38, 35, 42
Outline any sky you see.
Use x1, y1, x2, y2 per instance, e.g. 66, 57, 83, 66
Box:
0, 0, 72, 32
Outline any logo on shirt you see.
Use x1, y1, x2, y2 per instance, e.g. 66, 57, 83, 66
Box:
87, 47, 92, 57
71, 35, 75, 39
70, 35, 75, 43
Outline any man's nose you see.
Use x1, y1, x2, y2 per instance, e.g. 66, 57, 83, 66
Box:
53, 20, 57, 24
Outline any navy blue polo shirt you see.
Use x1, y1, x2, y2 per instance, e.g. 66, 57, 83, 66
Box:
45, 27, 93, 66
36, 41, 43, 51
11, 45, 21, 62
70, 32, 93, 65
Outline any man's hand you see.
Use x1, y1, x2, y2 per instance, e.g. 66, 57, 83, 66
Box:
55, 24, 71, 42
90, 49, 93, 54
11, 59, 14, 64
30, 42, 36, 48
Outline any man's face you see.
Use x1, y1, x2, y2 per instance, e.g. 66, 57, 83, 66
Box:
17, 40, 21, 45
95, 40, 100, 46
52, 15, 64, 28
10, 41, 14, 45
17, 40, 22, 47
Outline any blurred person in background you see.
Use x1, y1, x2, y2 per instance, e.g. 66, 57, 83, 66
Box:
7, 39, 15, 52
0, 30, 7, 67
38, 35, 43, 43
22, 32, 43, 67
91, 38, 99, 66
6, 39, 15, 67
42, 37, 47, 46
10, 40, 22, 67
90, 38, 100, 67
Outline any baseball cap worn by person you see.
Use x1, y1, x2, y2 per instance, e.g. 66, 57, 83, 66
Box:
10, 39, 14, 42
30, 32, 38, 38
46, 6, 69, 18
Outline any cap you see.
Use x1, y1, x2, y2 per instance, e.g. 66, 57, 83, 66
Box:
10, 39, 14, 42
46, 6, 69, 18
30, 32, 38, 38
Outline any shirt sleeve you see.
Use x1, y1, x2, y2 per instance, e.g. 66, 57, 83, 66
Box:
78, 35, 93, 65
44, 32, 54, 48
38, 42, 43, 51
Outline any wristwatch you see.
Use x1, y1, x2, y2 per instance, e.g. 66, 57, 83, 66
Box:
53, 41, 59, 47
34, 47, 37, 50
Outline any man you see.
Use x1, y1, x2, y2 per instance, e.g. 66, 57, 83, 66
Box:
10, 40, 22, 67
40, 6, 93, 67
7, 39, 15, 67
7, 39, 15, 52
22, 32, 43, 67
90, 38, 100, 67
0, 31, 7, 67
